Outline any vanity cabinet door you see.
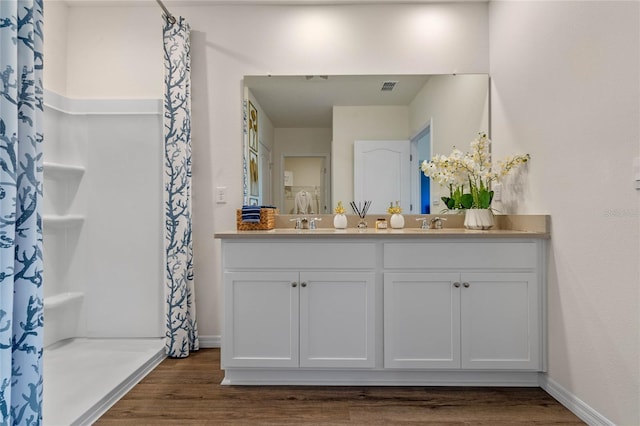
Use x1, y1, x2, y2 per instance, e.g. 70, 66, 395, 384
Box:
222, 271, 299, 368
223, 270, 375, 369
384, 271, 541, 371
460, 272, 540, 370
383, 272, 461, 369
299, 271, 376, 368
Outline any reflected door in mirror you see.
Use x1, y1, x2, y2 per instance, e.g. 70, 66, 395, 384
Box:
354, 140, 410, 215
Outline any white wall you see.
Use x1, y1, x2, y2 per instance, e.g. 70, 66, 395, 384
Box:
65, 5, 163, 98
44, 1, 68, 94
490, 1, 639, 424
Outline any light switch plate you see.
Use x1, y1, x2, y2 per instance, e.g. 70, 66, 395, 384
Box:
493, 183, 503, 201
216, 186, 227, 203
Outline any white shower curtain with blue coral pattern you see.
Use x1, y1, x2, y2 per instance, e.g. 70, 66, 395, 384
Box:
163, 16, 199, 358
0, 0, 45, 423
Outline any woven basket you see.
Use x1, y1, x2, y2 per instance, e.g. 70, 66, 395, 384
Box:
236, 208, 278, 231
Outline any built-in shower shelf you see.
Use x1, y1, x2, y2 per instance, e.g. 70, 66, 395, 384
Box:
43, 162, 85, 179
44, 292, 84, 310
43, 214, 85, 229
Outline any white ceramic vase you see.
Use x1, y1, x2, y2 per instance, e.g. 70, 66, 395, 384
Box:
333, 213, 348, 229
390, 213, 405, 229
464, 209, 494, 230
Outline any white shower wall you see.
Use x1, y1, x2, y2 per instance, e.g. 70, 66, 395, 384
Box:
43, 92, 164, 343
84, 109, 164, 337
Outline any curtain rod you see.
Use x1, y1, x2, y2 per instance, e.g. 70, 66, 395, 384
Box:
156, 0, 176, 24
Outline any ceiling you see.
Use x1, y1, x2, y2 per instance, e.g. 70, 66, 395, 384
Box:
245, 74, 431, 128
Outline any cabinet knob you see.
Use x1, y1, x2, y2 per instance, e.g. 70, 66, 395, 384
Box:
453, 282, 461, 288
292, 282, 298, 288
301, 282, 307, 288
463, 282, 470, 288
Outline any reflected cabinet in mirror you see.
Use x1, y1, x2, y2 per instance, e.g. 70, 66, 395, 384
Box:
243, 74, 489, 215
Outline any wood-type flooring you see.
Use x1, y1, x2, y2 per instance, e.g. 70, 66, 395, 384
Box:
97, 348, 584, 425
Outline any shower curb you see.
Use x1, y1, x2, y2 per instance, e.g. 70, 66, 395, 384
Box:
71, 346, 167, 425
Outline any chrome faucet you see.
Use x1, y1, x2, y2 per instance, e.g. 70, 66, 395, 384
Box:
416, 217, 447, 229
309, 218, 322, 230
429, 217, 446, 229
290, 217, 308, 229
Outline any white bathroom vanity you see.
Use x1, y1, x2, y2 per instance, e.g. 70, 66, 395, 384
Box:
216, 215, 549, 387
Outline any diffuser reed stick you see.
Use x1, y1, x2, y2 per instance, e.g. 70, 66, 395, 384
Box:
350, 201, 371, 229
350, 201, 371, 218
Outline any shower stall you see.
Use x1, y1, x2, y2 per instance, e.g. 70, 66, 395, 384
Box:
42, 90, 166, 425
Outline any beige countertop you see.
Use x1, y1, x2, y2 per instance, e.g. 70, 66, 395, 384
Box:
215, 214, 550, 240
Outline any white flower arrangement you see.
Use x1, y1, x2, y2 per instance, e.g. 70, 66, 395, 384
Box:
421, 132, 530, 210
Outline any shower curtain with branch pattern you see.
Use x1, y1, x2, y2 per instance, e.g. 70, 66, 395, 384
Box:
0, 0, 45, 423
163, 16, 198, 358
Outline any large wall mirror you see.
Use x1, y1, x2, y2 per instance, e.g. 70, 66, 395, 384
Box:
243, 74, 489, 215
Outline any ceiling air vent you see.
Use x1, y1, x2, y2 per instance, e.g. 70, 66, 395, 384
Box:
381, 80, 398, 91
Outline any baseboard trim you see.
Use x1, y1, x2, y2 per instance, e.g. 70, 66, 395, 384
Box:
73, 346, 167, 425
198, 334, 221, 348
539, 374, 614, 426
